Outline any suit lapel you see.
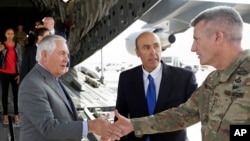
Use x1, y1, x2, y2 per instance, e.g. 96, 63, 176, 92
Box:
57, 79, 78, 118
35, 64, 77, 118
155, 62, 173, 113
135, 66, 150, 115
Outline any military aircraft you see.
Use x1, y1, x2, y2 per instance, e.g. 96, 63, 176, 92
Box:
1, 0, 250, 140
1, 0, 250, 65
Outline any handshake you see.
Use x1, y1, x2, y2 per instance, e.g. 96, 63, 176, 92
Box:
89, 110, 134, 141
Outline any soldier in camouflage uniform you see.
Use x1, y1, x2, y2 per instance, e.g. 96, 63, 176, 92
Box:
106, 6, 250, 141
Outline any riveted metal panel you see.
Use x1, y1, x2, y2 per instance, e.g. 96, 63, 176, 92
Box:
69, 0, 160, 66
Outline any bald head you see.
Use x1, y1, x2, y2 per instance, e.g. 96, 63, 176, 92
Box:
135, 31, 162, 72
135, 31, 161, 49
43, 17, 55, 31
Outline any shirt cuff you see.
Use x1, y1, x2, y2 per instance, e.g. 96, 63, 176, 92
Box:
82, 121, 88, 137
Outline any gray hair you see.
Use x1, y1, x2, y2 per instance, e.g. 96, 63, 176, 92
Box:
190, 6, 243, 41
36, 35, 66, 61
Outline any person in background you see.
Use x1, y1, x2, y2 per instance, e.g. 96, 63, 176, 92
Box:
18, 35, 121, 141
104, 6, 250, 141
115, 31, 197, 141
20, 27, 49, 80
15, 24, 28, 53
28, 20, 44, 45
0, 27, 22, 125
42, 16, 67, 39
34, 21, 44, 28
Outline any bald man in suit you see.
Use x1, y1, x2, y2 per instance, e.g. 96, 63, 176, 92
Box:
43, 16, 67, 39
115, 31, 197, 141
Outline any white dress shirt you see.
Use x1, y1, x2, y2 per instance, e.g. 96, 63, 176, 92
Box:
142, 63, 162, 100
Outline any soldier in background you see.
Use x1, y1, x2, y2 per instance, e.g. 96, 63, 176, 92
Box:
15, 24, 28, 52
104, 6, 250, 141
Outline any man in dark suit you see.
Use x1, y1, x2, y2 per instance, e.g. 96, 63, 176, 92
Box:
18, 35, 121, 141
115, 31, 198, 141
20, 27, 49, 80
42, 16, 67, 39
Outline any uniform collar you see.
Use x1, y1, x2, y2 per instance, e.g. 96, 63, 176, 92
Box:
217, 49, 250, 82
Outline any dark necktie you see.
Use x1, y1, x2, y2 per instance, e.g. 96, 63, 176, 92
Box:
57, 79, 75, 112
146, 74, 156, 141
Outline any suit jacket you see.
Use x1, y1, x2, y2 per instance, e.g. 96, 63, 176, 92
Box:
55, 30, 67, 39
115, 61, 198, 141
18, 64, 82, 141
20, 43, 37, 80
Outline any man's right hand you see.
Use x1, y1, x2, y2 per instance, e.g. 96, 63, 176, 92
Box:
113, 110, 134, 136
100, 110, 134, 141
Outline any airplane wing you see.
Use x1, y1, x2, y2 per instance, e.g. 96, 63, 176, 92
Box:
137, 0, 250, 51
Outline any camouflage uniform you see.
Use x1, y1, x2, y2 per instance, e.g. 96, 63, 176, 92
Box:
131, 50, 250, 141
